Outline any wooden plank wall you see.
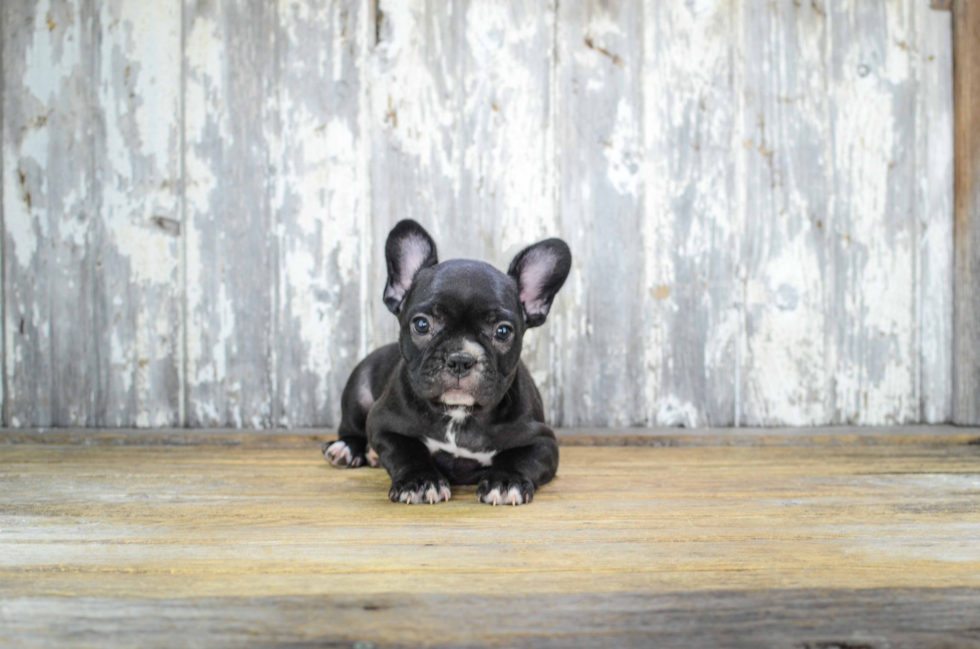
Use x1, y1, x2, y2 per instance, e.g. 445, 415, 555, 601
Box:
0, 0, 956, 429
952, 0, 980, 425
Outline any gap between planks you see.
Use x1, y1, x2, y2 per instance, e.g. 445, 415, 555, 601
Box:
1, 425, 978, 449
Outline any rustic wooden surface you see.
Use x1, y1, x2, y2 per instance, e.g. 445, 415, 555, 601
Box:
1, 428, 979, 648
2, 1, 184, 427
1, 1, 957, 428
953, 0, 980, 425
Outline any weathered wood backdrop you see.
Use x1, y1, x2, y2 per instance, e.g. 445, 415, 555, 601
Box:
1, 0, 955, 428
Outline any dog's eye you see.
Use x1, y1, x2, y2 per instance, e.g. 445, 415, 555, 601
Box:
412, 316, 431, 335
494, 324, 513, 342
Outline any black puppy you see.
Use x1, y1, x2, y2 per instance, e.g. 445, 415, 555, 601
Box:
323, 220, 571, 506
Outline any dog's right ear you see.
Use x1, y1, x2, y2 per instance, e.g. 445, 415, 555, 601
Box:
384, 220, 438, 314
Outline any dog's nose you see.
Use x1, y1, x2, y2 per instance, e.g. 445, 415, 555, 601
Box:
446, 352, 477, 376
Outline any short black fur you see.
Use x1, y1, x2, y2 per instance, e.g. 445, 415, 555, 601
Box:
324, 220, 572, 506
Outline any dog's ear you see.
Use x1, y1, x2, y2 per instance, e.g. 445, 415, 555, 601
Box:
384, 220, 438, 314
507, 238, 571, 328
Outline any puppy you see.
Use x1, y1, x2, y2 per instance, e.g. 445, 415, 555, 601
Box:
323, 220, 571, 506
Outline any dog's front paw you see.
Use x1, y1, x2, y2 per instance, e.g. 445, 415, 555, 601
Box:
323, 439, 368, 468
476, 472, 535, 506
389, 472, 452, 504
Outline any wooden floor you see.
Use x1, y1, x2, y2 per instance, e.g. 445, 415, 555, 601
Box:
2, 427, 979, 648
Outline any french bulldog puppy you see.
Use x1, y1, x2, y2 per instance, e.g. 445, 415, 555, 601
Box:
323, 220, 571, 506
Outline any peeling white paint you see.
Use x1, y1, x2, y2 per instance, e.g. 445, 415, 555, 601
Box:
0, 0, 957, 429
3, 154, 38, 269
656, 395, 699, 429
22, 0, 80, 103
604, 99, 641, 198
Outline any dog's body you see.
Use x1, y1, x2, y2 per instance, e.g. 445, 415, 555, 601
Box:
324, 221, 571, 506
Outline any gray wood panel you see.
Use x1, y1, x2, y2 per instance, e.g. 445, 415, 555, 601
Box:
642, 0, 738, 426
917, 1, 954, 423
739, 0, 831, 426
556, 0, 646, 427
0, 0, 961, 428
94, 1, 184, 427
369, 0, 558, 413
183, 0, 276, 427
274, 0, 368, 427
2, 0, 182, 427
3, 0, 96, 427
828, 0, 919, 425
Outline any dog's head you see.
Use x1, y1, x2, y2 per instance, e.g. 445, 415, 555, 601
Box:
383, 220, 571, 412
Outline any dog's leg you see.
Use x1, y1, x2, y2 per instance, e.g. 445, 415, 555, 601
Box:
372, 430, 452, 504
324, 364, 380, 469
476, 428, 558, 506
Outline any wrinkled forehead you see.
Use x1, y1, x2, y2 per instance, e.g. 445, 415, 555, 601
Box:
410, 260, 520, 318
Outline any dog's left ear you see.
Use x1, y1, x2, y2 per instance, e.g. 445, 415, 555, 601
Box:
508, 239, 572, 328
384, 220, 438, 314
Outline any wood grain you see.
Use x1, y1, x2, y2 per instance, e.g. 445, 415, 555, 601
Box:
556, 0, 646, 426
3, 0, 93, 427
3, 589, 980, 649
738, 0, 830, 426
827, 0, 918, 425
1, 431, 979, 646
953, 0, 980, 424
917, 0, 954, 423
274, 0, 368, 427
368, 0, 559, 413
0, 1, 961, 429
642, 0, 738, 427
183, 0, 277, 427
2, 0, 183, 427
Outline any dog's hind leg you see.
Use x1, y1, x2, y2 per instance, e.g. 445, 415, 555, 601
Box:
323, 363, 378, 469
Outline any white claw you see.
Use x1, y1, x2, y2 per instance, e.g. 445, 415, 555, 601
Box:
485, 487, 502, 506
439, 486, 452, 502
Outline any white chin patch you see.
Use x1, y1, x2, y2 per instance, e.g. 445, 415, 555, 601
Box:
440, 390, 475, 406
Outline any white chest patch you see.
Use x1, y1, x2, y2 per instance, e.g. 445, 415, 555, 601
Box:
423, 408, 497, 467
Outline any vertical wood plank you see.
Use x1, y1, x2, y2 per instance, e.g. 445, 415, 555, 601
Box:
1, 0, 5, 423
642, 0, 737, 427
3, 0, 93, 426
184, 0, 275, 427
456, 0, 558, 420
3, 0, 182, 428
827, 0, 918, 425
368, 0, 461, 354
555, 0, 645, 427
274, 0, 367, 427
952, 0, 980, 424
369, 0, 557, 416
916, 1, 953, 423
738, 2, 831, 426
93, 0, 183, 426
